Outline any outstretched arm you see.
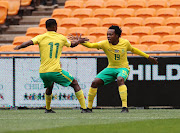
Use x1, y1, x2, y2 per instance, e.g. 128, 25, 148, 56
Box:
131, 47, 158, 64
14, 40, 34, 50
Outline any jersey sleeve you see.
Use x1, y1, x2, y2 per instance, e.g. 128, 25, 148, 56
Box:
126, 40, 133, 51
64, 37, 71, 47
31, 35, 41, 45
81, 40, 105, 49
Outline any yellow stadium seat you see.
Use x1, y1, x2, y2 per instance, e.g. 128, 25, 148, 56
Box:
114, 8, 135, 20
26, 27, 47, 37
51, 8, 72, 21
101, 17, 122, 27
152, 26, 173, 37
88, 27, 108, 38
169, 0, 180, 9
162, 35, 180, 45
60, 18, 80, 28
165, 17, 180, 28
67, 27, 88, 36
123, 17, 143, 28
0, 1, 8, 24
144, 17, 165, 28
132, 44, 148, 51
20, 0, 32, 6
121, 27, 131, 36
147, 0, 168, 10
57, 27, 67, 36
93, 8, 114, 20
64, 1, 83, 11
71, 8, 93, 20
174, 26, 180, 35
127, 0, 146, 10
140, 35, 161, 45
39, 18, 60, 27
121, 35, 140, 45
156, 8, 178, 19
135, 8, 156, 19
13, 36, 32, 45
85, 0, 104, 10
104, 0, 126, 10
81, 18, 101, 28
132, 26, 152, 37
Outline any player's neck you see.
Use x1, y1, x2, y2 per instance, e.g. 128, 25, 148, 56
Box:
112, 40, 119, 45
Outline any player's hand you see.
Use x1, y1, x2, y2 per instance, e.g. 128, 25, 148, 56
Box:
68, 33, 89, 43
14, 45, 21, 50
148, 56, 158, 64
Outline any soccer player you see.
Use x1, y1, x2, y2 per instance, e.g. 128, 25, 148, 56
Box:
73, 25, 158, 113
14, 19, 89, 113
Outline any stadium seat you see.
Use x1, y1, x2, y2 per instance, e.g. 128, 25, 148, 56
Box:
140, 35, 161, 45
88, 27, 108, 38
147, 0, 168, 10
132, 26, 152, 37
132, 44, 148, 51
97, 36, 107, 42
26, 27, 47, 38
135, 8, 156, 19
144, 17, 165, 28
104, 0, 126, 10
127, 0, 146, 10
156, 8, 177, 19
93, 8, 114, 20
169, 44, 180, 52
13, 36, 32, 45
81, 18, 101, 28
123, 17, 143, 28
169, 0, 180, 9
114, 8, 135, 20
51, 9, 72, 20
0, 1, 8, 24
20, 0, 32, 6
162, 35, 180, 45
148, 44, 170, 56
60, 18, 80, 28
174, 26, 180, 35
121, 35, 140, 45
81, 36, 97, 43
85, 0, 104, 10
57, 27, 67, 36
67, 27, 88, 36
152, 26, 173, 37
165, 17, 180, 28
4, 0, 20, 16
39, 18, 60, 27
121, 27, 131, 36
101, 17, 122, 27
64, 1, 83, 11
71, 8, 93, 20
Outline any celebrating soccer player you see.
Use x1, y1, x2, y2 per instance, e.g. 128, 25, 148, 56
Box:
73, 25, 158, 113
14, 19, 89, 113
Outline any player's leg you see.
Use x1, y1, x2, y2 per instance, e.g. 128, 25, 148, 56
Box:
87, 68, 116, 112
40, 73, 56, 113
53, 70, 87, 113
117, 68, 129, 113
69, 79, 87, 113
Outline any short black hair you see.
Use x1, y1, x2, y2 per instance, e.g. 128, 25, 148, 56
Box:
46, 19, 57, 28
109, 25, 122, 37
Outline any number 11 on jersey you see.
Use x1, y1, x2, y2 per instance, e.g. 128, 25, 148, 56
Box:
48, 42, 59, 58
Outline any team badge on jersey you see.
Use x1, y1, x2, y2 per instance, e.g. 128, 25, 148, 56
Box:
115, 50, 119, 53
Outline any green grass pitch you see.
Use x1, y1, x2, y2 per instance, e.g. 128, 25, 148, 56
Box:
1, 109, 180, 133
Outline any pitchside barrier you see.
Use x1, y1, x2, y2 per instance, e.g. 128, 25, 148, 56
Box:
0, 51, 180, 108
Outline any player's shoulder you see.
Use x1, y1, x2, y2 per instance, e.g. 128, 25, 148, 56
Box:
97, 40, 108, 44
120, 38, 130, 43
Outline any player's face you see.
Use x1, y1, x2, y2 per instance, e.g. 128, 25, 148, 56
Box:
107, 29, 118, 44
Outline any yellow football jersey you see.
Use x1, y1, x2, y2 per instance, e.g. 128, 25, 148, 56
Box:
82, 38, 149, 69
31, 31, 71, 73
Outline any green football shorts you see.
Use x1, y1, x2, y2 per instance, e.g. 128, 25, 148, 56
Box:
40, 70, 74, 88
96, 68, 129, 85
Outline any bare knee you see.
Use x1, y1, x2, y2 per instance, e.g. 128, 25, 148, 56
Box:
91, 78, 103, 88
117, 77, 125, 86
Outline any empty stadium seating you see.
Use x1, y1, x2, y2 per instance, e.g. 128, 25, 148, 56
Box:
13, 36, 32, 45
101, 17, 122, 27
51, 8, 72, 20
140, 35, 161, 45
104, 0, 126, 10
93, 8, 114, 20
26, 27, 47, 37
0, 1, 8, 24
81, 18, 101, 28
114, 8, 135, 20
132, 26, 152, 37
152, 26, 173, 37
